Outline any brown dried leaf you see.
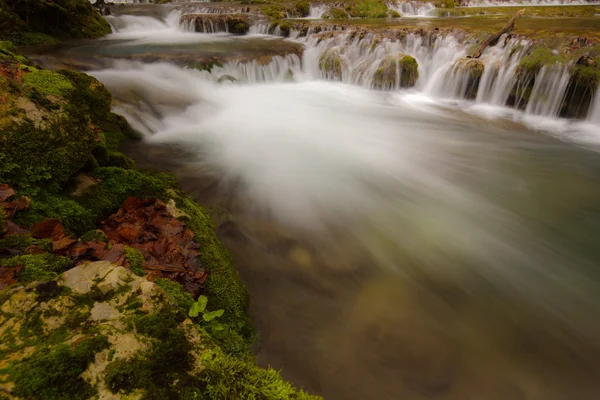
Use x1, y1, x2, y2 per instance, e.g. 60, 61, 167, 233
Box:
0, 184, 15, 201
52, 236, 77, 252
102, 243, 125, 263
5, 220, 28, 235
0, 264, 22, 289
32, 219, 62, 239
118, 224, 140, 242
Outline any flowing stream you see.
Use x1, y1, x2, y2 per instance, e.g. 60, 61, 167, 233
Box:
38, 7, 600, 399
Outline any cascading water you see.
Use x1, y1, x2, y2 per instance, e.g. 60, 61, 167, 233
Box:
524, 63, 570, 117
476, 39, 530, 106
590, 88, 600, 123
389, 1, 436, 16
464, 0, 600, 6
101, 10, 600, 123
306, 4, 328, 18
52, 7, 600, 399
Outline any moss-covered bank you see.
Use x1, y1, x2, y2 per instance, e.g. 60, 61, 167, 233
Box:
0, 44, 320, 399
0, 0, 110, 45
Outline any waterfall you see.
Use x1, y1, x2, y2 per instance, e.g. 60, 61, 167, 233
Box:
525, 64, 570, 117
388, 1, 436, 16
464, 0, 599, 6
476, 39, 529, 106
589, 88, 600, 123
100, 9, 600, 121
306, 4, 328, 18
194, 54, 301, 83
248, 23, 271, 35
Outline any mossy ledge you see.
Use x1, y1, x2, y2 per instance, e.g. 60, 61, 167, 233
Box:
0, 44, 320, 399
0, 0, 110, 45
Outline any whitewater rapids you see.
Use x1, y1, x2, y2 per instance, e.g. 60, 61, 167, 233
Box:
54, 9, 600, 399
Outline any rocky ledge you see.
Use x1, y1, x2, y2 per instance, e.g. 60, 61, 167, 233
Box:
0, 41, 320, 400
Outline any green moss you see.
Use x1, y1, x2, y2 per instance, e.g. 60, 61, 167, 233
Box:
23, 70, 74, 97
324, 8, 349, 19
437, 0, 460, 8
0, 254, 72, 282
571, 64, 600, 89
79, 229, 108, 243
0, 111, 96, 191
373, 54, 419, 90
318, 49, 344, 79
261, 5, 286, 20
296, 1, 310, 17
176, 196, 252, 340
516, 47, 563, 76
125, 246, 146, 276
279, 22, 292, 37
15, 32, 60, 45
9, 335, 109, 400
0, 234, 51, 253
106, 310, 195, 399
1, 0, 111, 41
13, 191, 96, 235
348, 0, 389, 18
0, 40, 17, 59
389, 9, 401, 18
59, 70, 112, 123
200, 348, 321, 400
156, 278, 195, 312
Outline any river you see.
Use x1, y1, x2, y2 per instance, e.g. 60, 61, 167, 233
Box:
26, 5, 600, 398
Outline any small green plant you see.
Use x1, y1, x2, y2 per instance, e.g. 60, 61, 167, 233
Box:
189, 295, 226, 337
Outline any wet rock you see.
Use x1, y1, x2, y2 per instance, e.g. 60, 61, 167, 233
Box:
318, 48, 347, 80
372, 53, 419, 90
452, 58, 485, 99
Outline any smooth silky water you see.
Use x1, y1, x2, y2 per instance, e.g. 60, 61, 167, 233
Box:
32, 9, 600, 399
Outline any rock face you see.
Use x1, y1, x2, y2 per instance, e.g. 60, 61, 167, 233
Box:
0, 0, 111, 45
372, 54, 419, 90
452, 58, 485, 99
0, 49, 122, 191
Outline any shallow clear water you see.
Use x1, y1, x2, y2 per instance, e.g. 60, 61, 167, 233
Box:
40, 9, 600, 399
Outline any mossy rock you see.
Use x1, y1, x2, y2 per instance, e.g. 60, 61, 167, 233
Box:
323, 7, 349, 19
318, 48, 346, 80
261, 4, 287, 20
452, 58, 485, 99
0, 0, 111, 42
23, 70, 75, 97
516, 47, 564, 77
0, 261, 321, 399
278, 22, 292, 38
296, 1, 310, 17
0, 65, 117, 191
373, 54, 419, 90
348, 0, 389, 18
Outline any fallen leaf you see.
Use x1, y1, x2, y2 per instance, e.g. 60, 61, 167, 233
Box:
0, 184, 15, 201
5, 220, 28, 235
24, 245, 46, 255
52, 236, 77, 252
102, 243, 125, 263
32, 219, 62, 239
